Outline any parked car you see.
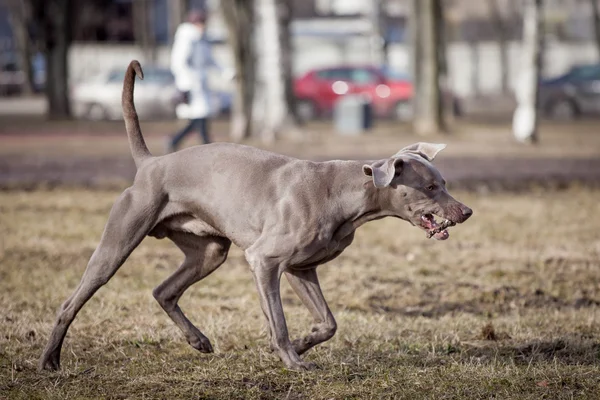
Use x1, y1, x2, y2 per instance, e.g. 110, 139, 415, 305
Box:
294, 65, 461, 121
71, 66, 231, 120
539, 63, 600, 120
0, 52, 45, 96
0, 59, 24, 96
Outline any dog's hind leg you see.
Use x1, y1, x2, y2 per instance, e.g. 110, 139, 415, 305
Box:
285, 268, 337, 355
39, 187, 163, 371
153, 233, 231, 353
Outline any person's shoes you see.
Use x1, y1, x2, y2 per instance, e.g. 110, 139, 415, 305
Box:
164, 138, 177, 154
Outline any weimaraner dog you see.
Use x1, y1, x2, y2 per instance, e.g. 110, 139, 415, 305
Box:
39, 60, 472, 371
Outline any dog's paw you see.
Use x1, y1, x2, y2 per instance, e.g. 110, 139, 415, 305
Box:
286, 361, 318, 371
38, 354, 61, 371
291, 338, 311, 355
188, 336, 214, 353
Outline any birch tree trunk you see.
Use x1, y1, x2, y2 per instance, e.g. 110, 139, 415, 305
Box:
411, 0, 444, 135
133, 0, 156, 63
5, 0, 35, 94
435, 0, 449, 123
591, 0, 600, 60
279, 0, 299, 127
512, 0, 543, 143
369, 0, 385, 65
221, 0, 256, 140
254, 0, 298, 143
490, 0, 510, 94
168, 0, 187, 44
469, 40, 481, 97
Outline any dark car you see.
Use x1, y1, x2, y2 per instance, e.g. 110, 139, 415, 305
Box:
539, 64, 600, 120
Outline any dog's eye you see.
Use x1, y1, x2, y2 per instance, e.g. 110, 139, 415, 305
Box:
426, 184, 435, 191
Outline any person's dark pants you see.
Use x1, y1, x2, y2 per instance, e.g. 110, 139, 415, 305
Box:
170, 117, 210, 150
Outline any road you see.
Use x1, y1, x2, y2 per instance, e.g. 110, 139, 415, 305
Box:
1, 106, 599, 191
2, 150, 599, 191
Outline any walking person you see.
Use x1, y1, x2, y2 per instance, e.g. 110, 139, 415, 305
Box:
167, 10, 223, 152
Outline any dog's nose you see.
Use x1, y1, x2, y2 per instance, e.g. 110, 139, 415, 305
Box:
462, 207, 473, 219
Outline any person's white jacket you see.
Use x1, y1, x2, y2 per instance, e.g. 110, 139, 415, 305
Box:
170, 22, 222, 119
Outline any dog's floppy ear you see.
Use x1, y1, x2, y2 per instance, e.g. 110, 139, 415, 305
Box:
395, 142, 446, 162
363, 158, 403, 188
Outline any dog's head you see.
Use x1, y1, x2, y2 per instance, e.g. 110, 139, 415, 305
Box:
363, 142, 472, 240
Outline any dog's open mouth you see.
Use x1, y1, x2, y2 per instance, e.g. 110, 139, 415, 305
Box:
421, 214, 456, 240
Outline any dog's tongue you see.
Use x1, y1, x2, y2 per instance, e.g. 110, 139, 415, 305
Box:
421, 215, 450, 241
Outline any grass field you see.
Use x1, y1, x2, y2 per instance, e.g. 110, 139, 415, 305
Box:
1, 188, 600, 399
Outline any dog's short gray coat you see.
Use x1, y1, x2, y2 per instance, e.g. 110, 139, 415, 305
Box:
39, 61, 472, 371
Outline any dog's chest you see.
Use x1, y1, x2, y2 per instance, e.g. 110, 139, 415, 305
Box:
293, 230, 356, 268
150, 215, 222, 238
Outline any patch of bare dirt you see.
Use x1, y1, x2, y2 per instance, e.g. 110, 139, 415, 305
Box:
367, 286, 600, 318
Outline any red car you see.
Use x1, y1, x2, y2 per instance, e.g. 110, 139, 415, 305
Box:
294, 65, 460, 121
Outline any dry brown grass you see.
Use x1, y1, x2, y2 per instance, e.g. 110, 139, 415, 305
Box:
1, 188, 600, 399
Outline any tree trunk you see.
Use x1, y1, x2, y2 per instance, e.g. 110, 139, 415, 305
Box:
31, 0, 72, 119
279, 0, 299, 127
221, 0, 256, 141
490, 0, 510, 94
133, 0, 156, 62
380, 1, 389, 67
411, 0, 444, 135
168, 0, 188, 44
254, 0, 299, 143
6, 0, 35, 94
591, 0, 600, 60
512, 0, 543, 143
435, 0, 448, 123
369, 0, 386, 65
469, 40, 480, 97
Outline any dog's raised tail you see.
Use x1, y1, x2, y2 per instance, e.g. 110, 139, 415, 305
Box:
122, 60, 152, 168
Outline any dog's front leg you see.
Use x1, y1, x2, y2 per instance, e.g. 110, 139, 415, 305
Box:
285, 268, 337, 355
247, 254, 316, 371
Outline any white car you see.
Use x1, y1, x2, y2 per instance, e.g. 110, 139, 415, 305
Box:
71, 66, 231, 120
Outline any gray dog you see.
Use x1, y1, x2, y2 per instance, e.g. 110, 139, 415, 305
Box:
39, 60, 472, 371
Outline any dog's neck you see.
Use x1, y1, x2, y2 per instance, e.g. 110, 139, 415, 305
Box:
326, 161, 400, 241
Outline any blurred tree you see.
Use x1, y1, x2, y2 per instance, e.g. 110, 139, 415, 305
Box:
467, 38, 481, 98
489, 0, 510, 94
411, 0, 445, 135
254, 0, 299, 143
71, 0, 108, 42
512, 0, 543, 144
591, 0, 600, 60
168, 0, 188, 44
221, 0, 256, 140
369, 0, 388, 65
278, 0, 299, 129
4, 0, 35, 94
29, 0, 72, 118
435, 0, 451, 123
133, 0, 156, 62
